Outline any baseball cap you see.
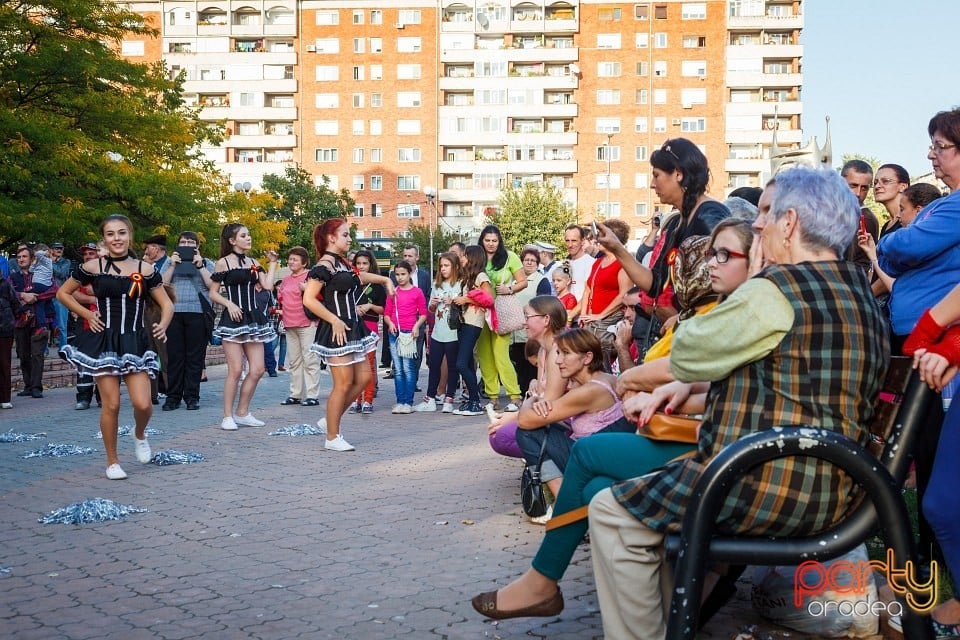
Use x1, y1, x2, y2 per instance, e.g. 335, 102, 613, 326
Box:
534, 241, 557, 252
51, 242, 64, 249
80, 242, 98, 252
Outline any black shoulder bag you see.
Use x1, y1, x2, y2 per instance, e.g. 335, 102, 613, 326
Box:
520, 436, 550, 518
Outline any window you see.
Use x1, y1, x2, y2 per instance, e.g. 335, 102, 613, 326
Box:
636, 61, 648, 76
655, 4, 667, 19
353, 204, 364, 217
238, 92, 255, 106
370, 230, 382, 238
681, 60, 707, 77
315, 38, 339, 54
121, 41, 144, 56
370, 38, 383, 53
398, 9, 421, 24
654, 32, 667, 48
371, 93, 383, 107
352, 10, 364, 24
370, 10, 382, 24
397, 64, 421, 79
681, 117, 706, 132
398, 148, 421, 162
353, 38, 364, 53
598, 202, 621, 218
635, 202, 649, 217
352, 121, 364, 136
316, 11, 338, 25
598, 7, 621, 20
397, 37, 422, 53
315, 121, 338, 135
634, 118, 648, 133
597, 62, 621, 77
370, 120, 382, 135
370, 148, 383, 162
635, 33, 648, 48
654, 60, 667, 76
353, 175, 364, 190
370, 65, 383, 81
597, 34, 621, 49
596, 173, 621, 189
636, 89, 648, 104
398, 175, 420, 190
681, 3, 707, 19
315, 65, 339, 81
371, 205, 382, 218
596, 145, 620, 161
352, 93, 364, 108
681, 88, 707, 106
635, 173, 649, 188
397, 92, 422, 108
315, 93, 339, 108
237, 122, 259, 136
766, 60, 792, 74
595, 118, 621, 134
353, 66, 364, 81
635, 4, 649, 19
653, 89, 667, 104
596, 89, 621, 105
370, 176, 382, 190
315, 148, 338, 162
397, 120, 421, 135
653, 117, 666, 132
398, 204, 421, 218
682, 35, 707, 48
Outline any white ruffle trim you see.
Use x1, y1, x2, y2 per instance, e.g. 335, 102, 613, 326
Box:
60, 346, 160, 379
309, 333, 378, 362
214, 324, 277, 344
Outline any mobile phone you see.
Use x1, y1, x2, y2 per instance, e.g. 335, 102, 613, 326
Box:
859, 215, 867, 236
591, 220, 599, 236
177, 245, 196, 262
485, 404, 497, 423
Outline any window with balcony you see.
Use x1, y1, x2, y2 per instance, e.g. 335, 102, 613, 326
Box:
233, 9, 260, 26
765, 60, 793, 74
237, 149, 262, 163
198, 9, 226, 25
316, 148, 338, 162
268, 94, 294, 108
267, 122, 293, 135
236, 122, 259, 136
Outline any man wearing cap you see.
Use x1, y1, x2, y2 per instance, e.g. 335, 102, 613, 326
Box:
50, 242, 72, 349
534, 241, 558, 295
143, 234, 169, 402
71, 243, 101, 409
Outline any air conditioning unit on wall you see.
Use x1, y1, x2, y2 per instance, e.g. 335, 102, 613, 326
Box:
306, 45, 316, 52
394, 22, 405, 29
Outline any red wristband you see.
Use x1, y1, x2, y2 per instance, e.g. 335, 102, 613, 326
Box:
903, 309, 947, 356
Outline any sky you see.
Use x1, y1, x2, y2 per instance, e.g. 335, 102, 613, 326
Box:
801, 2, 957, 178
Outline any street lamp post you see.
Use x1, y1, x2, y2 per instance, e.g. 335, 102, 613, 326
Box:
604, 133, 613, 221
423, 186, 437, 283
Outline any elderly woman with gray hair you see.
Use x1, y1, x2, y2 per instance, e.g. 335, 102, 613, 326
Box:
583, 167, 889, 639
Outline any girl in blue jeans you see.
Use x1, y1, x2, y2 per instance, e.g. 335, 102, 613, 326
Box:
383, 260, 426, 414
451, 246, 492, 416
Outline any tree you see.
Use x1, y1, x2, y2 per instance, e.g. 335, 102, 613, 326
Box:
401, 222, 465, 274
486, 183, 577, 257
840, 153, 887, 224
0, 0, 226, 254
260, 166, 355, 255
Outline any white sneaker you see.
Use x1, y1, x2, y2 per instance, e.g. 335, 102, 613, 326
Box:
529, 504, 553, 525
220, 416, 238, 431
105, 464, 128, 480
442, 401, 455, 413
325, 434, 355, 451
505, 402, 520, 412
414, 398, 437, 412
399, 404, 413, 414
0, 402, 12, 409
234, 413, 265, 427
134, 437, 152, 464
391, 404, 404, 414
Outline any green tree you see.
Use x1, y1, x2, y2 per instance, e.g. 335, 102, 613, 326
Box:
260, 166, 354, 254
0, 0, 224, 253
401, 222, 465, 274
840, 153, 887, 224
486, 183, 577, 257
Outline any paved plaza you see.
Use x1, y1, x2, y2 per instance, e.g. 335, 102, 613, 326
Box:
1, 364, 861, 639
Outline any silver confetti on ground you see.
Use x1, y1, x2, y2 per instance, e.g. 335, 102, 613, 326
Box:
268, 424, 325, 436
0, 430, 47, 443
21, 444, 95, 458
38, 498, 147, 525
94, 425, 162, 439
150, 450, 206, 465
0, 567, 11, 574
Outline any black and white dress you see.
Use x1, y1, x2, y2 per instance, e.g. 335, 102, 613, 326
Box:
59, 258, 162, 378
210, 253, 276, 344
309, 252, 378, 365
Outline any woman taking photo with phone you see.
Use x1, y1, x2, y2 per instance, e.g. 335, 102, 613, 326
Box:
208, 223, 279, 431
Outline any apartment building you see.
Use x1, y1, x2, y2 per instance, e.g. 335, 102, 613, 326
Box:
121, 1, 803, 243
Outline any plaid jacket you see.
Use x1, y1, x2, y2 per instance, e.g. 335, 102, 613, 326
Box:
612, 261, 889, 535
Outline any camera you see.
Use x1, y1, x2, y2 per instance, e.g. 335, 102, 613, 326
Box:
652, 215, 662, 227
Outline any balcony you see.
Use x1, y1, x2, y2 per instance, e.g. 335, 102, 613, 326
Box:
726, 71, 802, 88
225, 134, 297, 149
725, 157, 770, 173
216, 161, 297, 186
728, 14, 803, 30
725, 101, 803, 117
201, 106, 297, 121
725, 129, 802, 145
183, 78, 297, 93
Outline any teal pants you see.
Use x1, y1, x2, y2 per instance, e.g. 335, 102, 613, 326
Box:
532, 432, 695, 581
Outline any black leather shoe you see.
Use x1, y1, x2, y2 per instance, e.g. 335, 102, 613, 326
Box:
151, 396, 159, 405
185, 400, 200, 411
17, 390, 32, 397
162, 400, 180, 411
75, 400, 91, 410
31, 389, 43, 398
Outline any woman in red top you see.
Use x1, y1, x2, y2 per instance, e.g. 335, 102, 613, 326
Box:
578, 219, 632, 370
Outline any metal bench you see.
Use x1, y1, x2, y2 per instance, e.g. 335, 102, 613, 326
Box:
665, 356, 936, 640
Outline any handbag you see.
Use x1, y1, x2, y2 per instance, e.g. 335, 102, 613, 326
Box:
393, 301, 418, 358
637, 413, 700, 444
447, 301, 464, 331
493, 294, 524, 335
520, 436, 550, 518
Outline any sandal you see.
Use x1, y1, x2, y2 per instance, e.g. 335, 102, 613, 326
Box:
471, 588, 563, 620
280, 397, 301, 406
302, 399, 319, 407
